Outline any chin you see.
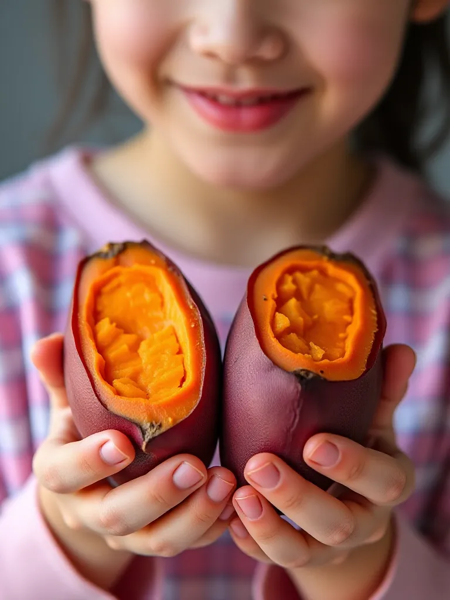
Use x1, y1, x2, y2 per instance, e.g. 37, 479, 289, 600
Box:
181, 149, 305, 192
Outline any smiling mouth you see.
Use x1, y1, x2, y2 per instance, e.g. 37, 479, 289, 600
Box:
194, 90, 304, 107
177, 84, 310, 133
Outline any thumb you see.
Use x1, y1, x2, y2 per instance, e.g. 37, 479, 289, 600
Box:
371, 343, 416, 430
31, 333, 68, 410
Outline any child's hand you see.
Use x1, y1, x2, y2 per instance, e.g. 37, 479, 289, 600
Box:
31, 334, 235, 590
229, 344, 416, 600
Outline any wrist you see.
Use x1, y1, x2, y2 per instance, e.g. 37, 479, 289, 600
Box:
38, 485, 134, 591
288, 516, 395, 600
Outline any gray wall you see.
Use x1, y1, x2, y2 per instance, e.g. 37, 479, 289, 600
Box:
1, 1, 449, 196
0, 1, 140, 182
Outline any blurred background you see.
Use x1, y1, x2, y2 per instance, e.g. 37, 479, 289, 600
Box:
1, 1, 449, 195
0, 1, 140, 182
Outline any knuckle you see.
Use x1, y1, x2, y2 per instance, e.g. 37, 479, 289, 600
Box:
282, 488, 304, 513
74, 453, 97, 481
383, 469, 407, 504
147, 488, 171, 513
148, 538, 180, 558
326, 517, 355, 547
191, 508, 214, 527
98, 502, 130, 536
284, 554, 311, 570
40, 463, 67, 494
346, 458, 365, 483
253, 526, 279, 545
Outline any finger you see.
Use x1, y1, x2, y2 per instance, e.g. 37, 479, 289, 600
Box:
190, 512, 234, 549
69, 455, 210, 536
43, 403, 81, 445
372, 344, 416, 429
186, 499, 237, 548
31, 333, 68, 410
244, 453, 396, 551
229, 516, 351, 568
33, 429, 135, 494
102, 466, 236, 556
228, 517, 273, 564
233, 486, 312, 568
31, 333, 65, 390
232, 490, 345, 568
243, 455, 363, 547
304, 434, 415, 506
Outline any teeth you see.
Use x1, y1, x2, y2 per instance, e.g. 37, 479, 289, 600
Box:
240, 97, 263, 106
215, 94, 241, 106
206, 94, 277, 107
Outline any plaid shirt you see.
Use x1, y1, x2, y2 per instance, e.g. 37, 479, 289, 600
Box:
0, 147, 449, 600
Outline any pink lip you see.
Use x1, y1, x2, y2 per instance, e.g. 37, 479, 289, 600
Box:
179, 86, 309, 133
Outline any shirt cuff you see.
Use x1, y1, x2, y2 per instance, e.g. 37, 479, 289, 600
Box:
0, 476, 163, 600
252, 562, 300, 600
252, 511, 450, 600
369, 511, 450, 600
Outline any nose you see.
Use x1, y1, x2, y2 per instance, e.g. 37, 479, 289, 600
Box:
189, 1, 286, 65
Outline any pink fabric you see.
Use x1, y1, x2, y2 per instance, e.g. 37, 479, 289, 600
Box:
0, 478, 127, 600
370, 513, 450, 600
254, 512, 450, 600
0, 146, 449, 599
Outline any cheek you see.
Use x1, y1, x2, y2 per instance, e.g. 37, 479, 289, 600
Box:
303, 11, 407, 96
92, 1, 170, 69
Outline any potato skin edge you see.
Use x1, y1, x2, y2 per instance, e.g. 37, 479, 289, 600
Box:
64, 241, 222, 484
220, 287, 384, 490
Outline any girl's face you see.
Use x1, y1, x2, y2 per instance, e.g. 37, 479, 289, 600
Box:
90, 0, 413, 189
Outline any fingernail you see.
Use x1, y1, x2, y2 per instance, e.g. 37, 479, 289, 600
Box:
207, 475, 234, 503
173, 461, 204, 489
100, 440, 129, 465
247, 462, 280, 489
219, 504, 235, 521
308, 441, 340, 467
230, 518, 249, 539
235, 494, 263, 520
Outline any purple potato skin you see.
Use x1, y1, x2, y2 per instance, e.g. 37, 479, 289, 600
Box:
64, 242, 222, 485
220, 298, 384, 491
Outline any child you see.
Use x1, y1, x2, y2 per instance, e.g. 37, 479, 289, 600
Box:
1, 1, 449, 598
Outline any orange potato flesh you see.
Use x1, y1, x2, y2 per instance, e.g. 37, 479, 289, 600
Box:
252, 248, 378, 381
78, 244, 204, 433
94, 269, 186, 403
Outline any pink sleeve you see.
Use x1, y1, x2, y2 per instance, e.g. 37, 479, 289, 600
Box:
369, 512, 450, 600
0, 476, 163, 600
252, 562, 300, 600
252, 512, 450, 600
